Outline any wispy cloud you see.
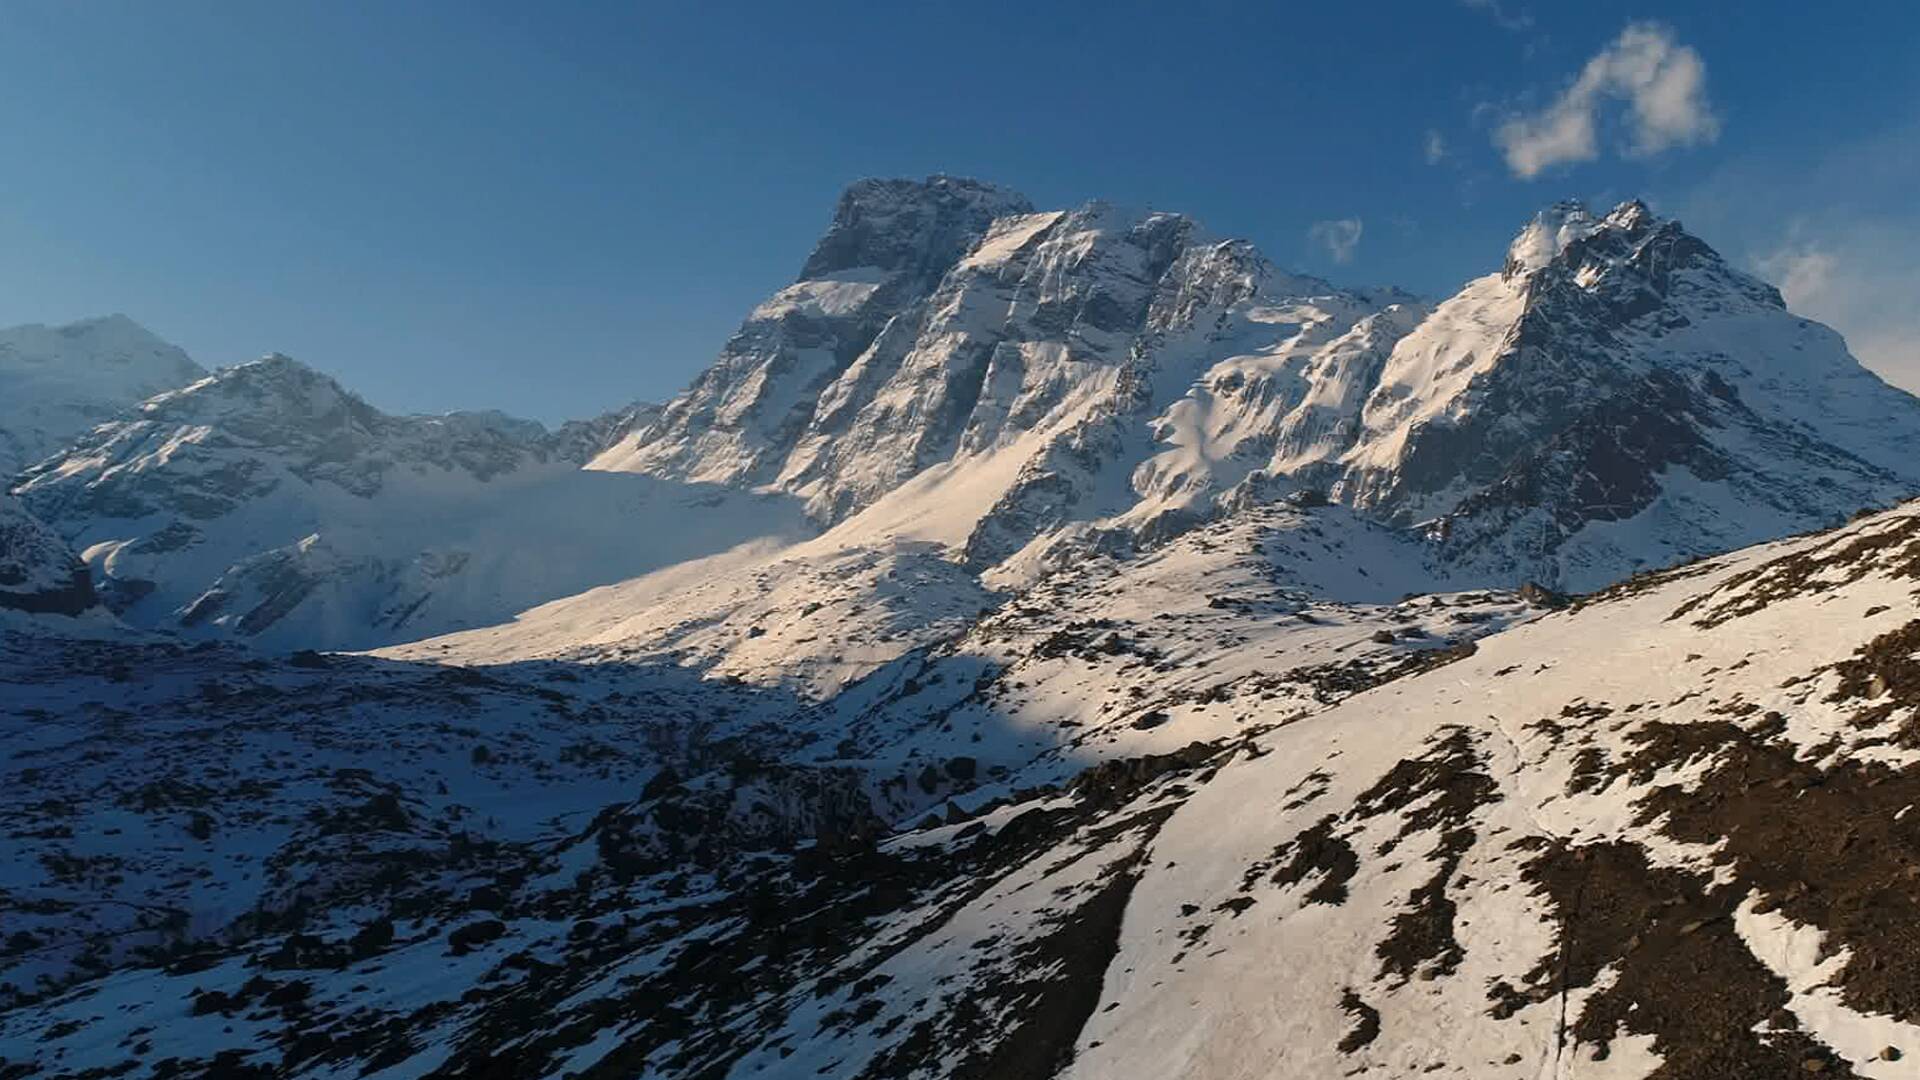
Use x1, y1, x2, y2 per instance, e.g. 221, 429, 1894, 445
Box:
1307, 218, 1364, 264
1494, 22, 1719, 179
1754, 245, 1838, 307
1754, 232, 1920, 388
1460, 0, 1532, 33
1665, 116, 1920, 392
1424, 129, 1449, 165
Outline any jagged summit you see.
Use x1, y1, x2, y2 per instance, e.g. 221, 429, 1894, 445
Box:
134, 353, 384, 440
591, 181, 1407, 548
799, 174, 1032, 281
1502, 198, 1601, 276
1500, 198, 1782, 315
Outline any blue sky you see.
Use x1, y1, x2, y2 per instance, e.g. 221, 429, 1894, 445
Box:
2, 1, 1917, 423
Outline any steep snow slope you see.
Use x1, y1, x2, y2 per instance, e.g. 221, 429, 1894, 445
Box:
0, 314, 204, 477
14, 355, 807, 650
382, 537, 1003, 699
0, 500, 1538, 1073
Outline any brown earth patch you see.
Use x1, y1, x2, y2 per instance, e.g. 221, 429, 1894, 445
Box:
1353, 728, 1500, 986
1628, 722, 1920, 1024
1516, 840, 1854, 1078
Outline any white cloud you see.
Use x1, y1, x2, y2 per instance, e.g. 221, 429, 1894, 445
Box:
1495, 22, 1719, 179
1754, 245, 1838, 307
1424, 129, 1449, 165
1307, 218, 1364, 264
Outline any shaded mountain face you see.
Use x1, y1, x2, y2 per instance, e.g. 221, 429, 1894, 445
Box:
0, 314, 205, 477
0, 492, 96, 616
599, 184, 1920, 593
13, 355, 799, 649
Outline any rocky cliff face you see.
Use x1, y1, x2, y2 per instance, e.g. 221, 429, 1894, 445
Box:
595, 178, 1423, 575
592, 176, 1033, 489
0, 492, 96, 616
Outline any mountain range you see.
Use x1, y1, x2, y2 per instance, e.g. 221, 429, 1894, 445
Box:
5, 177, 1920, 1079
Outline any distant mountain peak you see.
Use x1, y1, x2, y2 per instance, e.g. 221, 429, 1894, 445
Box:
0, 315, 205, 477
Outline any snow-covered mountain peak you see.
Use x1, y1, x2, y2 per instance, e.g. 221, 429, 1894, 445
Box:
11, 347, 803, 649
1342, 196, 1920, 589
0, 312, 192, 370
0, 314, 205, 477
1503, 197, 1779, 313
589, 183, 1920, 598
1502, 198, 1601, 277
141, 352, 380, 435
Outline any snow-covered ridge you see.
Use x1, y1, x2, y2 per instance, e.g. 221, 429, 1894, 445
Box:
13, 353, 792, 650
594, 178, 1429, 579
1349, 197, 1920, 588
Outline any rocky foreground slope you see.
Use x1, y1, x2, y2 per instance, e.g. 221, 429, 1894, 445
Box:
8, 497, 1920, 1077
